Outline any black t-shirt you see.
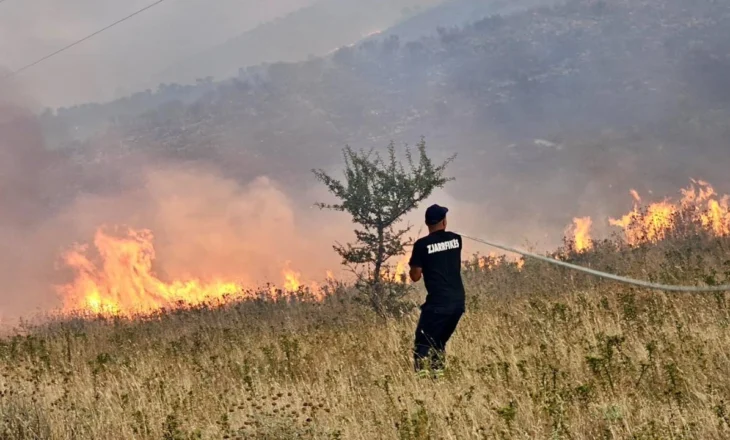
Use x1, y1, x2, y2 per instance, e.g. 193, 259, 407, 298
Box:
409, 230, 465, 311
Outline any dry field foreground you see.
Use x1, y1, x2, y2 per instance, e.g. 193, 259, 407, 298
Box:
3, 241, 730, 440
2, 214, 730, 440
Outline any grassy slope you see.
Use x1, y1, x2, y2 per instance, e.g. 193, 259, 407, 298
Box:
2, 228, 730, 439
2, 287, 730, 439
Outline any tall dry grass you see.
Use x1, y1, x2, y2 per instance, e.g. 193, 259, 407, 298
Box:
2, 210, 730, 439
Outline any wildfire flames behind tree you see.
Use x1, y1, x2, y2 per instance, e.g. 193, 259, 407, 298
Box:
54, 179, 729, 317
57, 226, 412, 317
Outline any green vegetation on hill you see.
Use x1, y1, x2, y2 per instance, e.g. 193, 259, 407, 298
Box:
47, 0, 730, 146
43, 0, 730, 218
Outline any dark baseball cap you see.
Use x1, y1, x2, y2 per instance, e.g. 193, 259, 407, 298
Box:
425, 204, 449, 225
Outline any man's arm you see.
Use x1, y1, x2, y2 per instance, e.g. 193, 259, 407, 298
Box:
408, 240, 424, 282
409, 266, 423, 282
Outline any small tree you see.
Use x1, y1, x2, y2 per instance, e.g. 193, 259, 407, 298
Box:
313, 138, 455, 315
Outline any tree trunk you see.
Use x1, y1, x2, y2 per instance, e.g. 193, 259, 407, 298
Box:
373, 225, 385, 285
370, 225, 386, 315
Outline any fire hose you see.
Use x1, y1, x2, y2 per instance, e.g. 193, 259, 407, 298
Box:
462, 234, 730, 292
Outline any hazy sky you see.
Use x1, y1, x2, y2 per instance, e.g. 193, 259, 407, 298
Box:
0, 0, 318, 108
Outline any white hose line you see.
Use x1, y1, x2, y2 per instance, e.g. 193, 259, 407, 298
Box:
462, 234, 730, 292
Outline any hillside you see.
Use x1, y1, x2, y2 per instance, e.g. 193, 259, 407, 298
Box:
40, 0, 445, 149
149, 0, 445, 88
41, 0, 730, 240
368, 0, 557, 42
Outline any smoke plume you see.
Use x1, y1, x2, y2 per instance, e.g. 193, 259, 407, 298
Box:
0, 89, 353, 322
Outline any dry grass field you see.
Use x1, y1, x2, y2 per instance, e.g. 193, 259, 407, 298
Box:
2, 200, 730, 439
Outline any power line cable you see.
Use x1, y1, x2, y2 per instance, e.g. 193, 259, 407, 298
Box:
3, 0, 171, 78
462, 234, 730, 292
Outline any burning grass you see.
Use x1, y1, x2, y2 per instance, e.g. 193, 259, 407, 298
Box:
55, 226, 411, 318
567, 180, 730, 251
2, 182, 730, 439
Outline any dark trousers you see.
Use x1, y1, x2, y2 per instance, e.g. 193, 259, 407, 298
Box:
413, 307, 463, 371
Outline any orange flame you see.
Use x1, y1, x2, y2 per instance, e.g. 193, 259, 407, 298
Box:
380, 254, 411, 284
683, 180, 730, 235
611, 180, 730, 245
569, 180, 730, 247
702, 197, 730, 235
282, 266, 302, 292
609, 199, 678, 245
58, 227, 325, 316
516, 259, 525, 271
394, 254, 410, 283
477, 252, 500, 270
569, 217, 593, 252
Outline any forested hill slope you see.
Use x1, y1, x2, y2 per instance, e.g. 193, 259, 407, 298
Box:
43, 0, 730, 235
148, 0, 446, 88
368, 0, 558, 42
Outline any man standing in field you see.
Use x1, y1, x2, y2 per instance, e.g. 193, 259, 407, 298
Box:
408, 204, 465, 376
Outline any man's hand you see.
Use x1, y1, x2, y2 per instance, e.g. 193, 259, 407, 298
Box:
409, 266, 423, 283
